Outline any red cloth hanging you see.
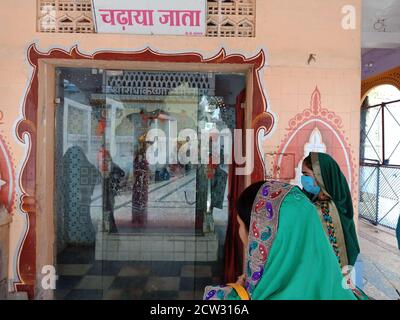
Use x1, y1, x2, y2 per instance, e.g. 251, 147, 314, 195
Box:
223, 89, 246, 283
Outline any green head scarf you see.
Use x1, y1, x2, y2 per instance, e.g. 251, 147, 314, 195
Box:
310, 152, 360, 266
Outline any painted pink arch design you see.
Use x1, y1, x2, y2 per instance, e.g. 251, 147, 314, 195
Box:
273, 87, 357, 193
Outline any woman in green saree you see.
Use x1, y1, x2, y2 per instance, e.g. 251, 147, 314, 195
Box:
204, 180, 359, 300
301, 152, 360, 268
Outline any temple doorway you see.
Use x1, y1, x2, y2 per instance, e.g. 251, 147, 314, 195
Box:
53, 67, 245, 299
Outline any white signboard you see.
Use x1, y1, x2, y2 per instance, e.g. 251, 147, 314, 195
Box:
92, 0, 206, 36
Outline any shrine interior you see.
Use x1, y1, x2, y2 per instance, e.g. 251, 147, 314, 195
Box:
53, 67, 246, 299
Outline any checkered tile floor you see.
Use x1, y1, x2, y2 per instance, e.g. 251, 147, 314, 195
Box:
55, 246, 224, 300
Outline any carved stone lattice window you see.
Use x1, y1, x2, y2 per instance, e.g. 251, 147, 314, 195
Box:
58, 0, 74, 11
208, 1, 219, 15
209, 0, 256, 36
207, 19, 219, 37
238, 0, 254, 16
238, 20, 253, 37
76, 0, 91, 11
40, 1, 56, 11
76, 16, 93, 33
37, 0, 255, 37
220, 1, 236, 15
38, 0, 93, 33
220, 20, 236, 37
58, 16, 74, 33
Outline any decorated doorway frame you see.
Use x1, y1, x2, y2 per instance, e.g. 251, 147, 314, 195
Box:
15, 44, 275, 298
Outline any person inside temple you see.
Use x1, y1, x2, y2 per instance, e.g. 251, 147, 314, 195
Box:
97, 147, 125, 233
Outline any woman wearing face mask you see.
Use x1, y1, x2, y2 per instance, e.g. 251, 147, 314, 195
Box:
204, 180, 360, 300
301, 152, 360, 269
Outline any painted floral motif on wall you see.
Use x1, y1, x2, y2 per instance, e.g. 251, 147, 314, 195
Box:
271, 87, 357, 194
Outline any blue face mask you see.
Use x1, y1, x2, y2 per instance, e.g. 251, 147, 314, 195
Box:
301, 175, 321, 196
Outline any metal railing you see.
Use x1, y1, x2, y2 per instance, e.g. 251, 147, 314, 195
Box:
359, 163, 400, 229
359, 98, 400, 230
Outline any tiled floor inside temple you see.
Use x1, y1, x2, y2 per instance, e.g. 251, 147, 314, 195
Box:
55, 222, 227, 300
56, 246, 224, 300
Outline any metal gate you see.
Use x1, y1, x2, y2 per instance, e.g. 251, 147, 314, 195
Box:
359, 97, 400, 230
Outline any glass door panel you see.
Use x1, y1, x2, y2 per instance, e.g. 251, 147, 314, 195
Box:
54, 67, 106, 300
102, 70, 203, 233
55, 67, 245, 300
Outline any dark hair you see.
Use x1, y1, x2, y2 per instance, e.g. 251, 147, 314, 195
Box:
236, 181, 265, 231
303, 154, 313, 170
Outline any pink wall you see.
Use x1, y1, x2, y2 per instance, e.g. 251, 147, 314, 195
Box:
0, 0, 362, 298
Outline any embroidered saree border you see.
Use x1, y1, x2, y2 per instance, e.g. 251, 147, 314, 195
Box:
311, 152, 349, 268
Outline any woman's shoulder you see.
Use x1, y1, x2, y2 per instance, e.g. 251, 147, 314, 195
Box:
280, 187, 320, 222
285, 186, 313, 205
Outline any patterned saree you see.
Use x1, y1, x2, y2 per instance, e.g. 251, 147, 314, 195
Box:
309, 152, 368, 299
204, 180, 358, 300
309, 152, 360, 267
